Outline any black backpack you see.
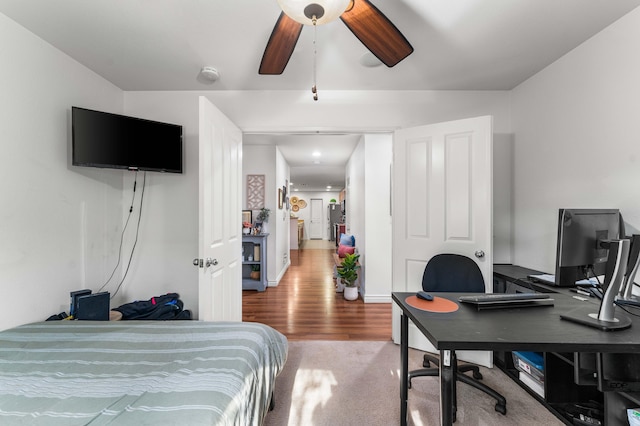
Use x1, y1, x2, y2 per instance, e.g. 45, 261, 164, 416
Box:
113, 293, 191, 320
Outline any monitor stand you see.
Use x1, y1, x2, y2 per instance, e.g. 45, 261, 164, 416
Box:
560, 306, 631, 331
561, 239, 632, 331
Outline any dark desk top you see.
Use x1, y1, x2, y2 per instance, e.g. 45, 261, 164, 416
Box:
393, 291, 640, 353
493, 264, 546, 280
493, 263, 559, 293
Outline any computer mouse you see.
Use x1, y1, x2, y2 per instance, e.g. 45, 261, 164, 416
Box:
417, 291, 434, 301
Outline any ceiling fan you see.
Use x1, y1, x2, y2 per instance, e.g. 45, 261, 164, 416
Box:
259, 0, 414, 75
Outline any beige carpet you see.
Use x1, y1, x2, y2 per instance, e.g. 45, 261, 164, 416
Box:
264, 340, 563, 426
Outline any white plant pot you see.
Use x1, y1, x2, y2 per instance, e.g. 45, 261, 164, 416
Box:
343, 286, 358, 301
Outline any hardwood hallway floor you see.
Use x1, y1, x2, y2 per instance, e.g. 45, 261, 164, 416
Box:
242, 246, 392, 341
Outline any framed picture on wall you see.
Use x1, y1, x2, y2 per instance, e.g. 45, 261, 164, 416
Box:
242, 210, 252, 225
278, 188, 283, 209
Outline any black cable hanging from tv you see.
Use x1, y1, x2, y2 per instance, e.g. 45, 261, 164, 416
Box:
97, 172, 138, 293
112, 171, 147, 299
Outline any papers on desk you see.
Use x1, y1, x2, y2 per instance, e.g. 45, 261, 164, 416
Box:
527, 274, 602, 286
527, 274, 556, 284
575, 276, 601, 286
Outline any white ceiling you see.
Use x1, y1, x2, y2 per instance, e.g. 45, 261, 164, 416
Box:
2, 0, 638, 190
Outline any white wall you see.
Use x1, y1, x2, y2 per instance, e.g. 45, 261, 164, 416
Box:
511, 7, 640, 275
0, 13, 124, 330
289, 192, 341, 241
363, 134, 393, 302
274, 147, 291, 282
242, 144, 281, 286
344, 134, 394, 303
346, 137, 365, 294
122, 93, 200, 315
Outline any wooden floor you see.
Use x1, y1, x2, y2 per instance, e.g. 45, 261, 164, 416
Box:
242, 247, 392, 341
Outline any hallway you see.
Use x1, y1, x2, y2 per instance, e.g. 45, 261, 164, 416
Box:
242, 243, 392, 341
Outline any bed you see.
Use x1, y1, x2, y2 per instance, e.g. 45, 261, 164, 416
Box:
0, 321, 287, 425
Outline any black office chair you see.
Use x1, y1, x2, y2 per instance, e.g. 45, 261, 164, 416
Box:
408, 253, 507, 420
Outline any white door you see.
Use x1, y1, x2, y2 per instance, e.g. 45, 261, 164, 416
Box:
310, 198, 323, 239
392, 116, 493, 367
197, 96, 242, 322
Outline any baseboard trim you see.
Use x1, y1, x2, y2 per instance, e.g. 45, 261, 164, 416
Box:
269, 260, 291, 287
363, 294, 392, 303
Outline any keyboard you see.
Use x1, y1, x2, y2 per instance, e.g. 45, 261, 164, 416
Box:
458, 293, 553, 310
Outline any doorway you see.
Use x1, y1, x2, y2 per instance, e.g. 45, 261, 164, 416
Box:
309, 198, 324, 239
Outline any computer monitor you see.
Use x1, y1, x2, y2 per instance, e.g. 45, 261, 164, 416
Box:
555, 209, 623, 287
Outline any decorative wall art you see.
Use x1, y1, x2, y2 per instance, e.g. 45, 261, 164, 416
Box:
246, 175, 265, 209
289, 197, 307, 210
278, 188, 283, 209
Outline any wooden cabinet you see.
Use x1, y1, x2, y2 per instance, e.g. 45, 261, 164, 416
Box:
290, 218, 303, 249
242, 234, 268, 291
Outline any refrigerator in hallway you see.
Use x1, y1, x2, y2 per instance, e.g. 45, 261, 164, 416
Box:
328, 203, 343, 241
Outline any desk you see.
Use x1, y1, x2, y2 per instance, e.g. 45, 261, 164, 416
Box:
393, 291, 640, 425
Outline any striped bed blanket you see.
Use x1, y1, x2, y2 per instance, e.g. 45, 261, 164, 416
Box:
0, 321, 288, 425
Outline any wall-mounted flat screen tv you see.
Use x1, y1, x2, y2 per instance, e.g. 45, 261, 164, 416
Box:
72, 107, 183, 173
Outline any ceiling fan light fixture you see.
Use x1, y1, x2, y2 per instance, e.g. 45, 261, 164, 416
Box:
277, 0, 351, 25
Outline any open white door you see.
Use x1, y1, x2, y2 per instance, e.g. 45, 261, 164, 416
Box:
197, 96, 242, 322
392, 116, 493, 367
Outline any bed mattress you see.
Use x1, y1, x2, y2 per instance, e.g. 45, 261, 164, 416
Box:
0, 321, 287, 425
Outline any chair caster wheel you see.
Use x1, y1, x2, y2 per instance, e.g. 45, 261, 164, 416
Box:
495, 403, 507, 415
473, 371, 483, 380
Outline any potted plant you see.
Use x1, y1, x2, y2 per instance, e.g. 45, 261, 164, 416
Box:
256, 208, 270, 233
250, 265, 260, 280
336, 253, 360, 300
242, 221, 252, 234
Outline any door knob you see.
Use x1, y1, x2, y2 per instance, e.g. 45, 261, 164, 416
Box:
193, 258, 203, 268
205, 258, 218, 267
475, 250, 485, 259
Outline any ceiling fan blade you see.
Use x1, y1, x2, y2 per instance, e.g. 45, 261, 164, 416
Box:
340, 0, 413, 67
259, 12, 304, 75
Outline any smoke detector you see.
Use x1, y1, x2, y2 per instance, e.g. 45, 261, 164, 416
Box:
200, 67, 220, 83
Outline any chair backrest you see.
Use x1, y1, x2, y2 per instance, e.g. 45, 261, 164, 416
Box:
422, 254, 485, 293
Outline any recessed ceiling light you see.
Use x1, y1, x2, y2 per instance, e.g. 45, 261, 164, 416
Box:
312, 151, 321, 157
326, 186, 332, 189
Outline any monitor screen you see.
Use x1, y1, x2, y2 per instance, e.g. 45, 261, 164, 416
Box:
72, 107, 183, 173
555, 208, 621, 286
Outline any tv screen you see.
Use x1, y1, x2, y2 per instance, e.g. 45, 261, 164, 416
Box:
72, 107, 183, 173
